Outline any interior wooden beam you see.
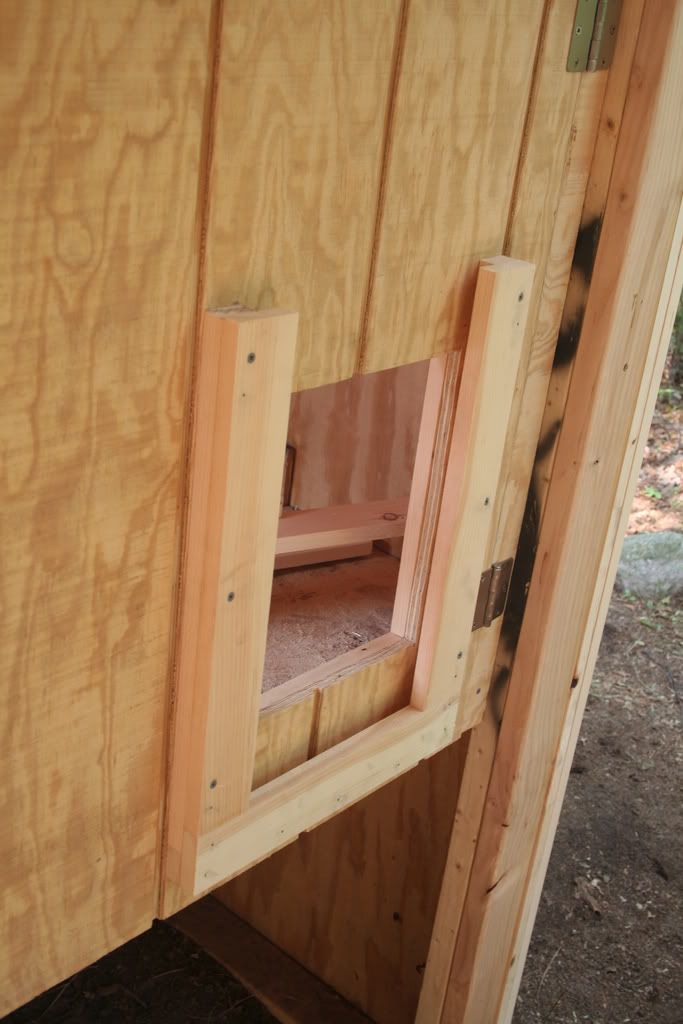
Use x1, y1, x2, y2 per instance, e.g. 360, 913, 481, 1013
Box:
273, 542, 373, 572
442, 4, 683, 1019
276, 497, 408, 564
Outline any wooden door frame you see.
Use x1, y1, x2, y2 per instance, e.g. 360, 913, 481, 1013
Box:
430, 3, 683, 1020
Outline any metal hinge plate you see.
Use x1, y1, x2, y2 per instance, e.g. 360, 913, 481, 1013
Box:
472, 558, 514, 632
567, 0, 622, 73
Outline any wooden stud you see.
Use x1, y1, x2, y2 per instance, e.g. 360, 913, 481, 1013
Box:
412, 257, 534, 713
164, 307, 297, 909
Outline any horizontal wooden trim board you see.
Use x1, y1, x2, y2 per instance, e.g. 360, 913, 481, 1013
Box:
276, 497, 409, 559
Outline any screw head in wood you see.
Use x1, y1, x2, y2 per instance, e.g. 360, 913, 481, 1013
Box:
247, 352, 256, 364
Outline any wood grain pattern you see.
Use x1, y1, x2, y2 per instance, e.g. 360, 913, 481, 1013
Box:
199, 312, 297, 830
164, 309, 297, 913
417, 8, 645, 1019
287, 361, 430, 508
443, 5, 683, 1017
277, 497, 409, 556
219, 8, 616, 1019
0, 1, 211, 1011
204, 0, 402, 391
391, 353, 461, 641
254, 634, 413, 788
412, 257, 535, 714
417, 5, 622, 1011
252, 695, 318, 791
360, 0, 546, 373
220, 738, 469, 1024
174, 898, 373, 1024
314, 641, 416, 753
500, 196, 683, 1024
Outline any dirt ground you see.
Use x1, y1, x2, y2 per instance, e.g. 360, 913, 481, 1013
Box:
5, 402, 681, 1024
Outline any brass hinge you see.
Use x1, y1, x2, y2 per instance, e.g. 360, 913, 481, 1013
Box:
472, 558, 514, 632
567, 0, 622, 73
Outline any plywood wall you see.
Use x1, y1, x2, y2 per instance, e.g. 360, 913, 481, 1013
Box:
0, 2, 211, 1011
0, 0, 605, 1013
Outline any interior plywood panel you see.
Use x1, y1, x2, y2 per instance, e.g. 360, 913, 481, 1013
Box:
204, 0, 402, 392
220, 738, 468, 1024
360, 0, 547, 373
0, 1, 210, 1011
287, 360, 430, 509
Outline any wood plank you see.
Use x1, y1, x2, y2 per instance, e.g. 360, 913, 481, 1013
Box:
443, 6, 683, 1018
274, 542, 372, 572
252, 694, 318, 791
164, 308, 297, 909
194, 701, 460, 897
314, 642, 416, 753
0, 2, 211, 1012
219, 741, 469, 1024
360, 0, 546, 373
204, 0, 403, 391
412, 257, 535, 712
174, 898, 372, 1024
392, 353, 461, 640
416, 5, 645, 1019
276, 497, 408, 557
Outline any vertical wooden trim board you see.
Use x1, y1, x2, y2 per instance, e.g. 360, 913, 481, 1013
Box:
441, 3, 683, 1020
412, 257, 534, 715
163, 308, 298, 912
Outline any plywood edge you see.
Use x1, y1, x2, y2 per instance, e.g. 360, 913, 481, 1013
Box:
172, 898, 371, 1024
260, 632, 412, 714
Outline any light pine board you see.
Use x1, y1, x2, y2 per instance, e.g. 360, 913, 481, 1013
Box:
164, 309, 297, 913
286, 360, 430, 508
204, 0, 402, 391
0, 1, 211, 1011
